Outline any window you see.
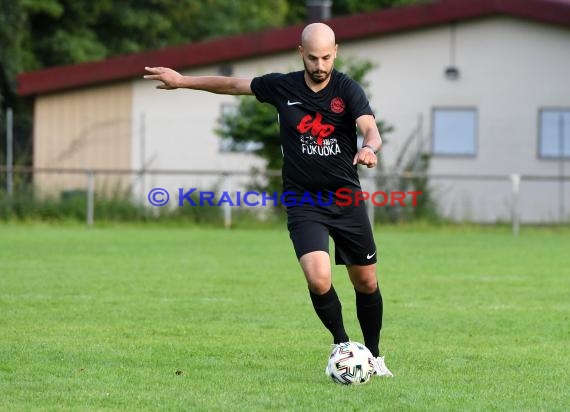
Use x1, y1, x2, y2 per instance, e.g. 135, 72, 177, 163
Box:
539, 109, 570, 159
218, 103, 263, 153
432, 108, 477, 156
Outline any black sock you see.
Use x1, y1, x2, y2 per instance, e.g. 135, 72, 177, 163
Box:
309, 285, 350, 344
355, 285, 383, 357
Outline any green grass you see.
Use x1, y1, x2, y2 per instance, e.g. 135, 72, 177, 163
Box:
0, 224, 568, 411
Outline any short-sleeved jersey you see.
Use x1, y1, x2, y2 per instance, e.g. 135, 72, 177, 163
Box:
250, 70, 374, 195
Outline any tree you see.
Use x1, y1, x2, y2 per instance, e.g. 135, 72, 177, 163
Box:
332, 0, 429, 14
284, 0, 429, 19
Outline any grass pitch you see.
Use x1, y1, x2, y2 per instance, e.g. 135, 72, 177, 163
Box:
0, 224, 568, 411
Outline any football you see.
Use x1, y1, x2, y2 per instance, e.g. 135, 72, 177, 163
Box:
325, 341, 375, 385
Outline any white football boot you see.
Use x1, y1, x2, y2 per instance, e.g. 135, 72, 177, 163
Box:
371, 356, 394, 377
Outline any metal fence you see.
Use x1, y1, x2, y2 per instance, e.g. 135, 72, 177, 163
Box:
2, 166, 569, 234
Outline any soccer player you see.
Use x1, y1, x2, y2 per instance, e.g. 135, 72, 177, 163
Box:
144, 22, 393, 377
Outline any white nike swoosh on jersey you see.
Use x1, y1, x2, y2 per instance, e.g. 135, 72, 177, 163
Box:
287, 100, 302, 105
367, 251, 377, 259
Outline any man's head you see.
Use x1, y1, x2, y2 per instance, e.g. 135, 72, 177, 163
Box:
299, 23, 337, 84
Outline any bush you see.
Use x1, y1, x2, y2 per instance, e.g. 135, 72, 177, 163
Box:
0, 184, 227, 225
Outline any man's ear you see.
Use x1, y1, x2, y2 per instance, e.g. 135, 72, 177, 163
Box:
298, 45, 304, 57
334, 44, 338, 58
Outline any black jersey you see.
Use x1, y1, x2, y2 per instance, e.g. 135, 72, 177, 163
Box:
250, 70, 374, 195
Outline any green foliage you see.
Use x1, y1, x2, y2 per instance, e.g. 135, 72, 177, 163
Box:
0, 184, 287, 226
192, 0, 291, 38
0, 1, 28, 113
332, 0, 429, 14
401, 153, 440, 221
286, 0, 429, 19
218, 98, 282, 170
3, 0, 297, 86
0, 186, 140, 222
373, 121, 441, 223
373, 152, 442, 224
0, 185, 195, 224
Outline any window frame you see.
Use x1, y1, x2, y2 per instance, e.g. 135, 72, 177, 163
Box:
431, 106, 478, 158
537, 107, 570, 160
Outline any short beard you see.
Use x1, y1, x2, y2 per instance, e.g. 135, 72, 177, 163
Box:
303, 60, 332, 84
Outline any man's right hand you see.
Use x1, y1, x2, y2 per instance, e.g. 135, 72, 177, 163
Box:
144, 67, 183, 89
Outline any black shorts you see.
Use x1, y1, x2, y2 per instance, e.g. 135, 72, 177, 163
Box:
286, 202, 377, 266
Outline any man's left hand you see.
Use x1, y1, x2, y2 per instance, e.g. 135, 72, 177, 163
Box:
353, 146, 377, 168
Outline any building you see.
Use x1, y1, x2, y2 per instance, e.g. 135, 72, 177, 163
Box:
17, 0, 570, 222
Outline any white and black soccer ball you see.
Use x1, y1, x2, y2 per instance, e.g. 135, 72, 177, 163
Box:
325, 341, 375, 385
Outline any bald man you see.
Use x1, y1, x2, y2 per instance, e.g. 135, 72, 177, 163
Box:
144, 22, 393, 378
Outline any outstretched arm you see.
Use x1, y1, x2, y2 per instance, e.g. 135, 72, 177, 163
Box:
353, 114, 382, 168
144, 66, 253, 95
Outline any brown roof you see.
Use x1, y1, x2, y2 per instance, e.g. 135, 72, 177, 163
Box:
17, 0, 570, 96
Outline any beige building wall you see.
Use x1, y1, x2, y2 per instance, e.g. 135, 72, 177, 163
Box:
34, 82, 132, 196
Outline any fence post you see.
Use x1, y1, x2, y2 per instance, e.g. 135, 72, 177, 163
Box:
6, 108, 13, 195
223, 172, 232, 229
559, 114, 565, 222
510, 173, 520, 236
87, 170, 95, 227
139, 112, 146, 206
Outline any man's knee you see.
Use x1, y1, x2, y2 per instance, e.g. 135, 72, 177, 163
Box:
300, 251, 331, 294
306, 272, 332, 294
353, 278, 377, 293
348, 265, 378, 293
305, 269, 332, 295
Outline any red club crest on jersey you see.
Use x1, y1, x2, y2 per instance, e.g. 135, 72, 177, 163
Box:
330, 97, 345, 114
296, 113, 335, 146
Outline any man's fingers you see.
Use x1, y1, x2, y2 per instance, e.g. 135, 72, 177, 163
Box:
365, 155, 377, 168
353, 149, 377, 167
353, 152, 366, 165
145, 66, 166, 73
